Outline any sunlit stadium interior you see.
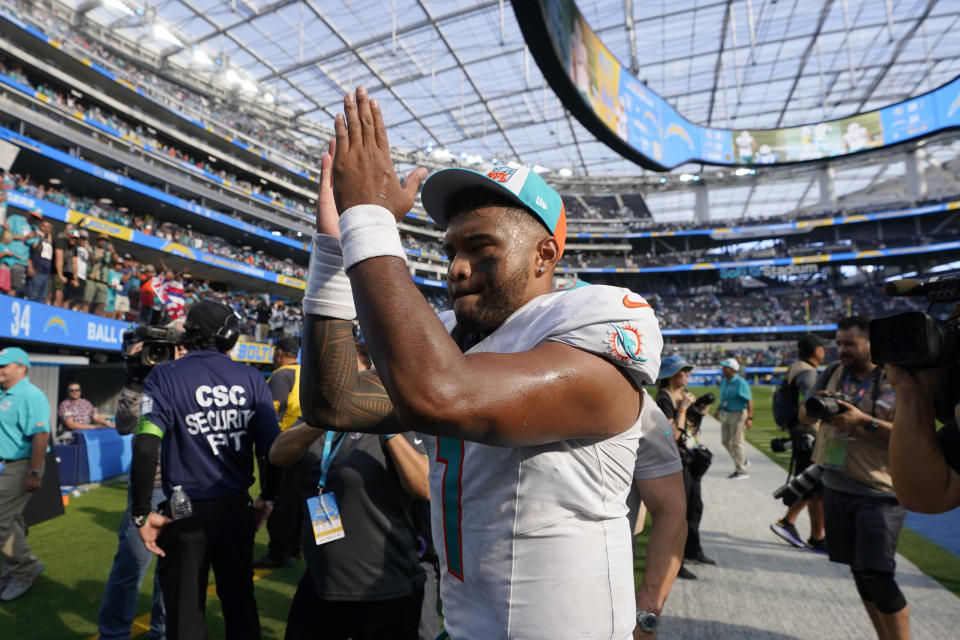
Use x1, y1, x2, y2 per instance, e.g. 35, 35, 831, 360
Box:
1, 0, 959, 638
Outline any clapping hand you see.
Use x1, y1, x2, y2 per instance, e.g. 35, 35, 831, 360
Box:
331, 87, 426, 221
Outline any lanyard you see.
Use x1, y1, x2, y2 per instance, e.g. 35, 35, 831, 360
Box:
841, 371, 873, 405
317, 431, 347, 493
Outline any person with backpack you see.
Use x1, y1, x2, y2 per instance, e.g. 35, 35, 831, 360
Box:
770, 334, 828, 551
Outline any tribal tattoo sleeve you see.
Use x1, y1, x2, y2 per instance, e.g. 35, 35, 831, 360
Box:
301, 315, 399, 433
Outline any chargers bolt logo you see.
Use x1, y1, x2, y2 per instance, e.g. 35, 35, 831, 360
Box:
606, 323, 647, 363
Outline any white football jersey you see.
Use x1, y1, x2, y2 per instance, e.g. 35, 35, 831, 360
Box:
424, 285, 665, 639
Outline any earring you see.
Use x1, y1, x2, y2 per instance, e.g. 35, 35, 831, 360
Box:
537, 266, 546, 274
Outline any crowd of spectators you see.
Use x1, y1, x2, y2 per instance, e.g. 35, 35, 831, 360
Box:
0, 58, 311, 220
661, 343, 796, 368
0, 0, 318, 177
1, 188, 303, 341
2, 173, 306, 279
8, 0, 960, 244
649, 285, 924, 330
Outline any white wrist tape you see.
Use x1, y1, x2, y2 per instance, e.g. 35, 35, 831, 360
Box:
338, 204, 407, 271
302, 234, 356, 320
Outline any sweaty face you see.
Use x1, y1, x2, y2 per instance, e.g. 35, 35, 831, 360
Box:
836, 327, 871, 370
443, 206, 539, 333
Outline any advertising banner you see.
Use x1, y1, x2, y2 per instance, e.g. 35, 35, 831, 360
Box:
534, 0, 960, 170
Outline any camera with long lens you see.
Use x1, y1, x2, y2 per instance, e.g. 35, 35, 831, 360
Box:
773, 464, 824, 507
685, 392, 716, 430
122, 324, 185, 384
804, 394, 846, 420
871, 274, 960, 369
770, 430, 816, 454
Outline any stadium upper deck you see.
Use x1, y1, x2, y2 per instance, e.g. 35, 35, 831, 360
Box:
0, 0, 956, 348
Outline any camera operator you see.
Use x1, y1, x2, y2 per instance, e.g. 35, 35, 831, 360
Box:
131, 301, 281, 640
885, 361, 960, 514
98, 321, 184, 640
654, 355, 715, 581
813, 316, 907, 640
770, 334, 826, 552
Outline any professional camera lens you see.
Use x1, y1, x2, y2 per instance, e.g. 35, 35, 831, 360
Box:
772, 464, 824, 506
770, 437, 793, 453
870, 311, 960, 367
143, 341, 174, 366
804, 396, 842, 420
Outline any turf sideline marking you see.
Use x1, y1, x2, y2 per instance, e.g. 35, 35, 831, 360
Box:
86, 568, 274, 639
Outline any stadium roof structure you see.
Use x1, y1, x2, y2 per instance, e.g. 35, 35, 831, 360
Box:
59, 0, 960, 222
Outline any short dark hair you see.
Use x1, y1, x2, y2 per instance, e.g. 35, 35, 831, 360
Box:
837, 315, 870, 333
182, 329, 218, 352
797, 333, 823, 359
442, 186, 548, 237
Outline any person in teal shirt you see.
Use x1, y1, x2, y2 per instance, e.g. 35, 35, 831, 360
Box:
4, 212, 32, 295
712, 358, 754, 479
0, 346, 50, 601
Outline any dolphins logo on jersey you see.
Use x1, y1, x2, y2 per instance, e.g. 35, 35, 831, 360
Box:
605, 323, 647, 363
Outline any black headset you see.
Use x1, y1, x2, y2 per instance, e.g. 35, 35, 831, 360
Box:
215, 310, 241, 352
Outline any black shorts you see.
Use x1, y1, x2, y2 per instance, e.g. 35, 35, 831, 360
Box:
823, 487, 905, 573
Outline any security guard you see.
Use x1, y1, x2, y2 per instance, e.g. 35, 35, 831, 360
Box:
254, 336, 303, 568
130, 301, 280, 640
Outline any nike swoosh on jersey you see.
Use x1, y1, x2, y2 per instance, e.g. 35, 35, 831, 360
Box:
622, 294, 651, 309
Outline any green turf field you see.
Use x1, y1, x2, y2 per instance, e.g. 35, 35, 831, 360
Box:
0, 481, 303, 640
1, 387, 956, 638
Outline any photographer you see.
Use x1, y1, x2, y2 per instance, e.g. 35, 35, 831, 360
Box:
770, 334, 826, 552
98, 322, 184, 640
886, 362, 960, 514
812, 316, 908, 640
654, 355, 715, 580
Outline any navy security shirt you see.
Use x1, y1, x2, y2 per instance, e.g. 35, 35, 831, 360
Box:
140, 349, 280, 500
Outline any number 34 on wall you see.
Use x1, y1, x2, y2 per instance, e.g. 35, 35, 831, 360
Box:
9, 300, 31, 337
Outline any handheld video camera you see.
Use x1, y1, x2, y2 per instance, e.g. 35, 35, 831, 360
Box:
121, 324, 185, 385
871, 275, 960, 368
122, 324, 185, 366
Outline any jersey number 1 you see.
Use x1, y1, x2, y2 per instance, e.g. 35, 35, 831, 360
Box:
436, 436, 464, 581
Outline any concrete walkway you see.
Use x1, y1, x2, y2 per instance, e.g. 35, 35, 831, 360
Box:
658, 416, 960, 639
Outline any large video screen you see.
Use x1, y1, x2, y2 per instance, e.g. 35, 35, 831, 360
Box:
531, 0, 960, 170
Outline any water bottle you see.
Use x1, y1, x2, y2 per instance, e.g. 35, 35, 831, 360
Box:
170, 485, 193, 520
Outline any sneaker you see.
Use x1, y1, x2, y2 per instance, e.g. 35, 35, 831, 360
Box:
806, 537, 828, 554
727, 471, 749, 479
770, 520, 806, 548
0, 561, 43, 601
252, 554, 294, 569
685, 552, 716, 566
677, 565, 697, 580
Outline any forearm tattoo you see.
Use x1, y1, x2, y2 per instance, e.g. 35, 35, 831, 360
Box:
301, 315, 397, 432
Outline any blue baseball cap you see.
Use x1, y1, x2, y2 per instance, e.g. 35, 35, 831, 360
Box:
0, 347, 30, 367
421, 165, 567, 257
658, 354, 693, 381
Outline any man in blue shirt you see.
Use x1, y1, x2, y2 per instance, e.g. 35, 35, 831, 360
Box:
0, 346, 50, 601
129, 301, 280, 640
713, 358, 754, 479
